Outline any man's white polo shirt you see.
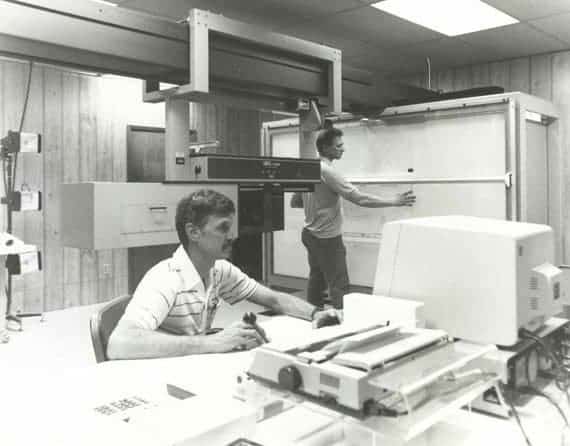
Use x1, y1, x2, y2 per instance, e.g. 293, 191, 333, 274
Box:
121, 245, 258, 335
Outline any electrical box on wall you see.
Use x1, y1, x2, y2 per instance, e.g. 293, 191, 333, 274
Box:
6, 251, 42, 275
1, 130, 41, 154
9, 191, 42, 211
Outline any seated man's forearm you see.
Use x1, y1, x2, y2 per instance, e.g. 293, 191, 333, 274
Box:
107, 324, 221, 360
249, 285, 315, 321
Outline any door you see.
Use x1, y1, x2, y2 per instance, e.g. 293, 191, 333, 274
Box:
126, 125, 178, 293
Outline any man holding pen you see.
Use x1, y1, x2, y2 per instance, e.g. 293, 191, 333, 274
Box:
107, 189, 341, 360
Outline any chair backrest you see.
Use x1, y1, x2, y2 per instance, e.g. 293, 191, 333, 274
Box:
90, 295, 131, 363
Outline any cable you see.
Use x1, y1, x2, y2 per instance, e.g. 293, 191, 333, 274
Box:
519, 385, 569, 427
503, 386, 534, 446
2, 60, 33, 318
519, 327, 570, 407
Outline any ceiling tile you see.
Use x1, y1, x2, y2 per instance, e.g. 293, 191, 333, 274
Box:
484, 0, 570, 21
317, 6, 442, 48
119, 0, 306, 28
460, 23, 567, 59
403, 38, 496, 71
262, 0, 364, 18
529, 13, 570, 45
342, 42, 426, 74
117, 0, 570, 79
118, 0, 195, 20
120, 0, 363, 22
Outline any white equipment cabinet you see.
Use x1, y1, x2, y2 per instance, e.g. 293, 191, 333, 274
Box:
61, 182, 238, 249
264, 92, 562, 289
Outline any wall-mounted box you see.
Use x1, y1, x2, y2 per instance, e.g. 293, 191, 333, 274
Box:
61, 182, 238, 249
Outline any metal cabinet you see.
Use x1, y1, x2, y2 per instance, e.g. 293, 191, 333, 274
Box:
61, 182, 238, 249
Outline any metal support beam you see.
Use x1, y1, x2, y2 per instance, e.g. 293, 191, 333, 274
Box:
299, 100, 323, 160
144, 8, 342, 113
0, 0, 433, 113
165, 98, 190, 182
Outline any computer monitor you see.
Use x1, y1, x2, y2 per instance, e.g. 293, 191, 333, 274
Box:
373, 216, 563, 346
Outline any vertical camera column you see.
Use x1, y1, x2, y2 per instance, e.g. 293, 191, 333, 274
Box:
0, 130, 43, 336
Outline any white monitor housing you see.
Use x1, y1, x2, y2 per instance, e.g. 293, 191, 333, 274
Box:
373, 216, 563, 346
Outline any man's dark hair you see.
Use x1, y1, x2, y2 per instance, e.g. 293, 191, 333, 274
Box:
315, 127, 343, 155
176, 189, 235, 246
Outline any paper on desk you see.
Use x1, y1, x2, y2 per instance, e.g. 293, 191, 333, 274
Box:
260, 315, 390, 353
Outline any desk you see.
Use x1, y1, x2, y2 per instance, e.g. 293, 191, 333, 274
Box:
2, 315, 568, 446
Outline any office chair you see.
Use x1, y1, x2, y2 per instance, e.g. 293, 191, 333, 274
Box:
90, 294, 131, 363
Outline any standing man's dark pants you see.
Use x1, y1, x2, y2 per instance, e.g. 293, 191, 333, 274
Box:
301, 228, 349, 309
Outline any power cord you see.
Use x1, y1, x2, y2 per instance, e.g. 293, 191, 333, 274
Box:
518, 385, 569, 427
519, 327, 570, 407
501, 384, 534, 446
2, 60, 33, 319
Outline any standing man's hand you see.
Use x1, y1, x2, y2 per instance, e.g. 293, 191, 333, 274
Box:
210, 321, 264, 352
312, 309, 343, 328
393, 190, 416, 207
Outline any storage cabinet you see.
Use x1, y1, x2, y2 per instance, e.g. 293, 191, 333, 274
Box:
61, 182, 238, 249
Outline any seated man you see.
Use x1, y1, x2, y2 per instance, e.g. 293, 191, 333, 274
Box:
107, 189, 341, 360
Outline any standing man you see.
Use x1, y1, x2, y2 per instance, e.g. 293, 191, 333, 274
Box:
107, 189, 341, 360
291, 125, 416, 310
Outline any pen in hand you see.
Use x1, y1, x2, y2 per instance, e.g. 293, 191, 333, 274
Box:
243, 311, 269, 344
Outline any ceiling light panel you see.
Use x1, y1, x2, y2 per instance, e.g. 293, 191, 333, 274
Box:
371, 0, 519, 36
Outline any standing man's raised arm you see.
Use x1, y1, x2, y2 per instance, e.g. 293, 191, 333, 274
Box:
344, 189, 416, 208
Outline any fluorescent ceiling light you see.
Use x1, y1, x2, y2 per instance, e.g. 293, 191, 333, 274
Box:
371, 0, 518, 36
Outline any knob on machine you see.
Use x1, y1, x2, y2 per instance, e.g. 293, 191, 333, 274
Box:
278, 366, 302, 391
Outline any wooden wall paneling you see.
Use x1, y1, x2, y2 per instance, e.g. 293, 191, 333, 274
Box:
42, 67, 63, 311
530, 54, 553, 100
214, 104, 225, 148
471, 64, 490, 88
0, 62, 3, 234
62, 72, 81, 308
4, 61, 27, 314
111, 80, 128, 299
552, 52, 570, 263
453, 66, 474, 91
225, 108, 237, 155
489, 61, 510, 90
96, 77, 115, 303
405, 73, 424, 88
523, 54, 562, 262
509, 58, 531, 93
435, 70, 454, 93
78, 76, 98, 305
228, 108, 259, 156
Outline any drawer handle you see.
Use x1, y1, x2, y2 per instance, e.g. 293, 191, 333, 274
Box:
149, 206, 168, 212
